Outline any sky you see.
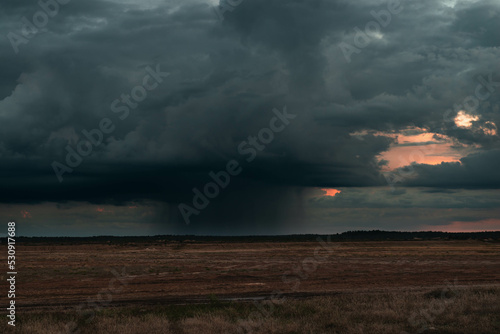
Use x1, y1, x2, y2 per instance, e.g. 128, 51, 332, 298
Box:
1, 0, 499, 236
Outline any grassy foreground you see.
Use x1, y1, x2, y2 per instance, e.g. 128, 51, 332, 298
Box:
4, 287, 499, 334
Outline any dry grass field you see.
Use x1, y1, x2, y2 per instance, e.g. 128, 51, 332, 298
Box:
1, 239, 499, 333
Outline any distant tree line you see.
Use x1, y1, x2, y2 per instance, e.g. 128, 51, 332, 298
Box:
15, 230, 500, 244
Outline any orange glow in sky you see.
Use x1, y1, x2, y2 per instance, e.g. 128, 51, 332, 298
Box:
96, 206, 114, 214
482, 121, 498, 136
454, 110, 478, 128
21, 210, 32, 218
377, 130, 465, 171
322, 188, 341, 196
421, 219, 500, 232
380, 143, 461, 170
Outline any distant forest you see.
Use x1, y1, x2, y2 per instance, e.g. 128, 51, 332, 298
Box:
15, 230, 500, 244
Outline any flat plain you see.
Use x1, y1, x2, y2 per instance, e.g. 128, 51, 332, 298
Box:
1, 238, 499, 333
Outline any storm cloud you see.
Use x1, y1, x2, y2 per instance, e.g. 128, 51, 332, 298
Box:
1, 0, 499, 235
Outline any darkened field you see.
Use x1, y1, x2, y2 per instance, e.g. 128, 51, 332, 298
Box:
1, 238, 499, 333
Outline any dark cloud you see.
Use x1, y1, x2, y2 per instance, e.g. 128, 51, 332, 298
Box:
1, 0, 499, 233
403, 149, 500, 188
310, 187, 500, 209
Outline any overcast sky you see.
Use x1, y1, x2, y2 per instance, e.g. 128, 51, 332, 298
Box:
1, 0, 499, 236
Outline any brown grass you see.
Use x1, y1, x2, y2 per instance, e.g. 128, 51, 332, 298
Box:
1, 240, 499, 333
2, 287, 499, 333
2, 240, 499, 309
